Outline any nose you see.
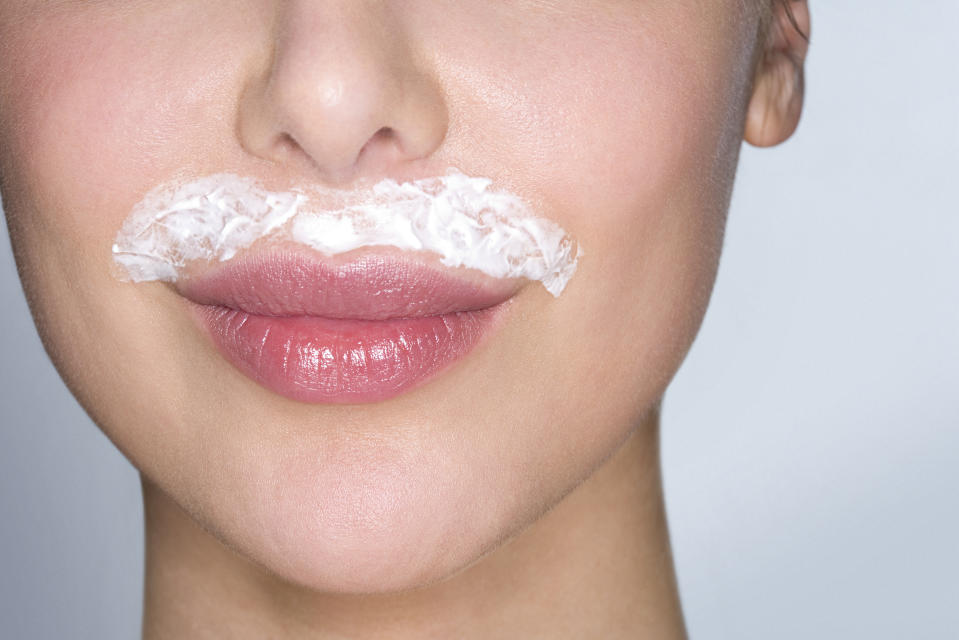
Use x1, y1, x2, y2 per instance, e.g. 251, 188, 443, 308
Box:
238, 2, 448, 185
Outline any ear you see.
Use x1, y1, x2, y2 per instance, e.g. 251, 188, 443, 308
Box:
744, 0, 811, 147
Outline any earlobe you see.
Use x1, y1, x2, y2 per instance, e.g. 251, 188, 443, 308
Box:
744, 0, 811, 148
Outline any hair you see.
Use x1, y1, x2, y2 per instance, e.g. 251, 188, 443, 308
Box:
752, 0, 809, 85
761, 0, 810, 44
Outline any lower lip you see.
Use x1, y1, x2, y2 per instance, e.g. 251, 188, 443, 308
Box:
191, 302, 506, 404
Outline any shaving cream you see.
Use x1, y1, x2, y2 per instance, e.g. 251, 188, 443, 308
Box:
112, 169, 580, 296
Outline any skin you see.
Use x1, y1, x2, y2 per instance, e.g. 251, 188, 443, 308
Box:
0, 1, 809, 637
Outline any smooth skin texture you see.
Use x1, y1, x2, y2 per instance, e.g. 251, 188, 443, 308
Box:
0, 1, 809, 637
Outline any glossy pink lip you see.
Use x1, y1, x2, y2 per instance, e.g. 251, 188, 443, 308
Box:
177, 251, 516, 404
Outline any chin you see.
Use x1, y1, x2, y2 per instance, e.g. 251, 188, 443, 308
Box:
189, 428, 527, 595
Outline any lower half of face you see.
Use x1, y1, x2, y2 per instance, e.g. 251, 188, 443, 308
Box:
0, 1, 758, 592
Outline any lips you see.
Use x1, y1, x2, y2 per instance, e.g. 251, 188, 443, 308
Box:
176, 250, 516, 404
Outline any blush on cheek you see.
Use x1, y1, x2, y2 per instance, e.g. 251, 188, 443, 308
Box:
1, 7, 255, 241
509, 10, 748, 417
509, 6, 748, 253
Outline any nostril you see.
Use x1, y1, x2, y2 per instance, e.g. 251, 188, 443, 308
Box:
356, 126, 399, 161
277, 132, 300, 154
237, 1, 448, 182
274, 132, 311, 165
369, 126, 398, 146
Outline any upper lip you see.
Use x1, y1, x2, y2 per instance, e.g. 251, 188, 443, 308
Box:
174, 249, 521, 320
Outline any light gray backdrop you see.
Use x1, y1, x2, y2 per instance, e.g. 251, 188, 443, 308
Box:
2, 2, 956, 638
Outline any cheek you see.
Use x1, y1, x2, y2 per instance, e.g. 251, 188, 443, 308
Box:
0, 6, 264, 391
0, 6, 265, 259
522, 14, 751, 397
0, 7, 270, 476
431, 5, 752, 362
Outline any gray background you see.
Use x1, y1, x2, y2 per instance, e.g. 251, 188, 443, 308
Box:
2, 2, 956, 638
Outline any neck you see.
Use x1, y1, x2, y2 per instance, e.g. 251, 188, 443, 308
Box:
141, 408, 686, 639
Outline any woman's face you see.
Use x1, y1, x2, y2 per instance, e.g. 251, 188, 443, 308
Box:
1, 1, 762, 591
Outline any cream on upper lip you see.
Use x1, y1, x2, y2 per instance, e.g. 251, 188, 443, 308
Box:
111, 169, 581, 296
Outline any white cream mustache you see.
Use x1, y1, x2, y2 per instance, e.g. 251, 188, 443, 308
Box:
112, 169, 580, 296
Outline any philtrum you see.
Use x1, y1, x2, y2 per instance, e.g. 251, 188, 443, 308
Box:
112, 169, 580, 296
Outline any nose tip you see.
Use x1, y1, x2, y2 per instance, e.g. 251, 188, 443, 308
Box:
238, 3, 448, 185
